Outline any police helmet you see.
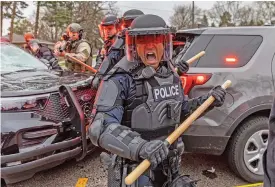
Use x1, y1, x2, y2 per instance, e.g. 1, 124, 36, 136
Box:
66, 23, 84, 39
101, 15, 118, 26
121, 9, 144, 29
67, 23, 83, 33
123, 9, 144, 21
125, 14, 172, 62
98, 15, 119, 40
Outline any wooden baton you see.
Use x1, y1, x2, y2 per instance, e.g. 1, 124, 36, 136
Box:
124, 80, 232, 185
66, 55, 98, 73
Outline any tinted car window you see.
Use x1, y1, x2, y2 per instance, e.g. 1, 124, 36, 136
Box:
0, 43, 48, 73
181, 35, 214, 67
196, 35, 263, 68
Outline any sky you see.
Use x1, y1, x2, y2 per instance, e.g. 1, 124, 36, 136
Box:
2, 1, 253, 35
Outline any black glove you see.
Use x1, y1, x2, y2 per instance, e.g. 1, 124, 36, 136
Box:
209, 85, 226, 107
139, 140, 169, 169
91, 75, 102, 89
176, 60, 189, 75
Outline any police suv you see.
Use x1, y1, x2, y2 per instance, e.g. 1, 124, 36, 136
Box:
174, 26, 275, 183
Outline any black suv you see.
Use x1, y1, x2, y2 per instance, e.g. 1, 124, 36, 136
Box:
174, 26, 275, 182
1, 42, 96, 184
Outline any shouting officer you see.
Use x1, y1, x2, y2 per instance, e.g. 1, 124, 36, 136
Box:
88, 14, 226, 187
92, 10, 145, 88
28, 39, 61, 70
56, 23, 92, 72
263, 96, 275, 187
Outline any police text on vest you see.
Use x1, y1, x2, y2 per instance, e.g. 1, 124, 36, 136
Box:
153, 84, 180, 101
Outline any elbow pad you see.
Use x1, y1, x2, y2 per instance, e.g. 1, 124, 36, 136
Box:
99, 123, 147, 161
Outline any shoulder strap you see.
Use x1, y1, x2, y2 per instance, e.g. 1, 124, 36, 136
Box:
114, 56, 139, 72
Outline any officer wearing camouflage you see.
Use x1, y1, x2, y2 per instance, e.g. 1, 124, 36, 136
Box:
88, 14, 227, 187
60, 23, 92, 72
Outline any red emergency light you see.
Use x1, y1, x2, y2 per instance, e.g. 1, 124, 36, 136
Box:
225, 57, 237, 64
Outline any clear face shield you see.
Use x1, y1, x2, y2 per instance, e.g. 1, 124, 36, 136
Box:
98, 24, 118, 40
121, 19, 133, 30
125, 31, 172, 67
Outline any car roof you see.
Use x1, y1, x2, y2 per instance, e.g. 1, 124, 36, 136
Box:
177, 26, 275, 36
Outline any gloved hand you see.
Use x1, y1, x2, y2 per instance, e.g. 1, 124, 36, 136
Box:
91, 75, 102, 89
176, 60, 189, 75
139, 140, 169, 169
209, 85, 226, 107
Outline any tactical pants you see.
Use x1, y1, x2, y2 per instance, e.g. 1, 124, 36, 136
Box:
107, 154, 180, 187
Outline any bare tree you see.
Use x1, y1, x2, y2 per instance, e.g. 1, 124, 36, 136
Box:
207, 1, 243, 27
9, 2, 17, 41
255, 1, 275, 24
8, 1, 28, 41
169, 4, 202, 30
1, 2, 12, 36
34, 1, 41, 37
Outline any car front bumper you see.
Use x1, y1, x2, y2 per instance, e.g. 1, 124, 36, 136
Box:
1, 137, 81, 184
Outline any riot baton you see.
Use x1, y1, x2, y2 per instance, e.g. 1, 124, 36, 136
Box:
66, 54, 98, 73
125, 79, 232, 185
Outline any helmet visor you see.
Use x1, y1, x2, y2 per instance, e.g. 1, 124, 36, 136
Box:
122, 19, 133, 29
125, 33, 172, 63
98, 24, 117, 40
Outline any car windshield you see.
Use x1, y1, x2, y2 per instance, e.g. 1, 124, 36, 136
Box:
0, 43, 48, 74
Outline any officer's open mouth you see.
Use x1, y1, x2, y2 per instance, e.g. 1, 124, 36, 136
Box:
146, 52, 156, 61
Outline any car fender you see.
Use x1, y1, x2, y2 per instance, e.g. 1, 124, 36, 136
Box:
225, 103, 272, 137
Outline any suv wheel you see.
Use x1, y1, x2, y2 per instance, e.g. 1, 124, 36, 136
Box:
227, 116, 269, 182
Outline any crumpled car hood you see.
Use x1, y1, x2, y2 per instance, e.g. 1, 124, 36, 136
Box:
1, 70, 93, 97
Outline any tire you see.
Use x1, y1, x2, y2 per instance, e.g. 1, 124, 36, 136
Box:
227, 116, 269, 183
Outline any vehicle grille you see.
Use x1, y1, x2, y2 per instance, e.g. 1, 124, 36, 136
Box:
35, 86, 97, 123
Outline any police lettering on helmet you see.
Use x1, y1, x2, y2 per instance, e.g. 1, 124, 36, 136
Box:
125, 14, 172, 69
98, 15, 119, 41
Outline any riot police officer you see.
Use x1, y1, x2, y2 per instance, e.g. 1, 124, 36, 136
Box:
88, 14, 227, 187
28, 39, 61, 70
96, 15, 120, 68
56, 23, 92, 72
263, 97, 275, 187
92, 10, 145, 88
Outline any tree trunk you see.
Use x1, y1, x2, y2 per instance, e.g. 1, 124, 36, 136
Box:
34, 1, 40, 37
10, 1, 17, 41
1, 3, 3, 36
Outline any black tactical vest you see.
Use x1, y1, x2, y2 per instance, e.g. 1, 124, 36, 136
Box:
108, 57, 183, 140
